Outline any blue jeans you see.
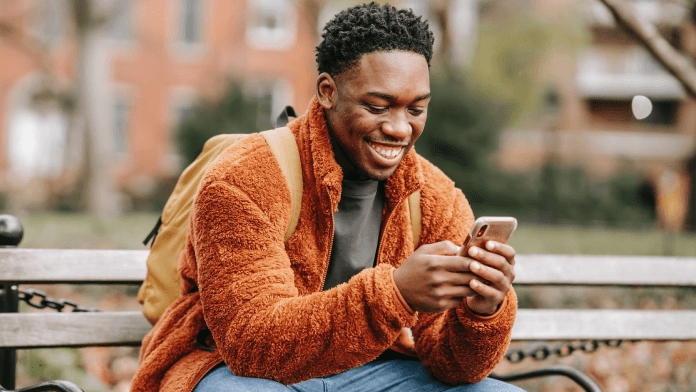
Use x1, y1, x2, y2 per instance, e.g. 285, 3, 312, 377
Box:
193, 361, 525, 392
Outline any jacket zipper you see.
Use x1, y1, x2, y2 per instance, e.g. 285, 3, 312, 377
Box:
376, 189, 417, 266
318, 190, 335, 291
320, 187, 417, 288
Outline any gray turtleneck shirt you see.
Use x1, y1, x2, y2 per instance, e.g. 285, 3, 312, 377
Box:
322, 178, 385, 291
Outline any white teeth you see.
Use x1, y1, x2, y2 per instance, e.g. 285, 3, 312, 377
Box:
369, 142, 402, 160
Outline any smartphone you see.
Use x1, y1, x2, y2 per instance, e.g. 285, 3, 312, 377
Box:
458, 216, 518, 257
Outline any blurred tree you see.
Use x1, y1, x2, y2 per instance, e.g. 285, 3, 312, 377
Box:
420, 1, 587, 218
176, 82, 260, 167
598, 0, 696, 97
68, 0, 127, 219
415, 71, 515, 213
468, 4, 588, 126
0, 0, 128, 219
597, 0, 696, 231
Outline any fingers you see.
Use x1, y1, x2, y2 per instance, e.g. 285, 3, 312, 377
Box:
465, 241, 517, 315
418, 240, 461, 256
486, 241, 516, 266
468, 243, 515, 281
420, 254, 473, 273
468, 278, 505, 309
395, 241, 480, 313
469, 260, 511, 294
419, 255, 477, 290
398, 240, 516, 314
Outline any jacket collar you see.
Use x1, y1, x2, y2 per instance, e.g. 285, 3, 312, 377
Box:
299, 97, 423, 211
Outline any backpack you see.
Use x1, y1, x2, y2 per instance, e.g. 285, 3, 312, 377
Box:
137, 107, 422, 325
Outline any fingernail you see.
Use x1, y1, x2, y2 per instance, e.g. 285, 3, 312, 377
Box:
470, 247, 478, 256
470, 262, 480, 271
487, 241, 495, 250
471, 280, 479, 288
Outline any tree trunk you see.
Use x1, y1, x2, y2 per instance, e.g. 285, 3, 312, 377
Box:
73, 0, 120, 219
598, 0, 696, 98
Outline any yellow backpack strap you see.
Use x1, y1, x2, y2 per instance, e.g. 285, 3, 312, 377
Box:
260, 127, 303, 241
407, 191, 421, 248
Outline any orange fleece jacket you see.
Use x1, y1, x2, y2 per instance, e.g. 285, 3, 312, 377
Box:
131, 97, 517, 392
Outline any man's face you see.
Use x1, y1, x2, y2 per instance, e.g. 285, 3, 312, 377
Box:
318, 50, 431, 181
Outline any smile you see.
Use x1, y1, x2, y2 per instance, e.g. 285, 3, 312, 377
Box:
368, 141, 404, 160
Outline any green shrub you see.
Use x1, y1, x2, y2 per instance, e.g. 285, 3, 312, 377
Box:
176, 81, 260, 167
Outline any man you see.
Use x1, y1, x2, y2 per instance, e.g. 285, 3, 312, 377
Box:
132, 3, 521, 392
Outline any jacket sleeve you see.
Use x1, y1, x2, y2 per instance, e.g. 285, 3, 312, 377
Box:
192, 180, 417, 385
411, 188, 518, 385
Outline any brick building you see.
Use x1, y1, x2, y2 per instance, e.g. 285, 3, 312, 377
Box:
495, 0, 696, 227
3, 0, 692, 221
0, 0, 321, 209
0, 0, 480, 211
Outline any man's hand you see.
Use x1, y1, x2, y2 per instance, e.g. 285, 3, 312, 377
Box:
465, 241, 516, 315
393, 241, 477, 313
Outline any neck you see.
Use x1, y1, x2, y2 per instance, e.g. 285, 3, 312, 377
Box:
326, 117, 370, 181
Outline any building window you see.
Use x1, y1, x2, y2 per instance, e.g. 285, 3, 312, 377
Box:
8, 109, 67, 179
587, 99, 679, 126
174, 102, 195, 128
643, 100, 679, 126
246, 79, 294, 130
110, 0, 133, 41
168, 88, 198, 171
32, 0, 65, 48
171, 87, 198, 129
246, 0, 297, 51
113, 95, 131, 156
179, 0, 202, 44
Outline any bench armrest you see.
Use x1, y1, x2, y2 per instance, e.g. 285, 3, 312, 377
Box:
491, 365, 602, 392
1, 381, 83, 392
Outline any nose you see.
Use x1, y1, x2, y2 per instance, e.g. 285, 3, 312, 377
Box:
381, 111, 411, 141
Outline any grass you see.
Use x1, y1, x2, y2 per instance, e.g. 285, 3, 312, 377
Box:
509, 223, 696, 257
15, 212, 161, 250
13, 212, 696, 256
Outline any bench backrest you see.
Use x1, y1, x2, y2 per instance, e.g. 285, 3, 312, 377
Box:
1, 249, 696, 348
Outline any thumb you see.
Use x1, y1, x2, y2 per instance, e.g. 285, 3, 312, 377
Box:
418, 240, 460, 256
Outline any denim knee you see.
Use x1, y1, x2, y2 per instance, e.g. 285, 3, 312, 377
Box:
193, 365, 291, 392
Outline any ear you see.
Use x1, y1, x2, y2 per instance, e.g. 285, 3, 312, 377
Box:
316, 72, 337, 110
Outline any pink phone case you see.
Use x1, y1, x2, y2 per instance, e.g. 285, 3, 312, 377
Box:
458, 217, 517, 257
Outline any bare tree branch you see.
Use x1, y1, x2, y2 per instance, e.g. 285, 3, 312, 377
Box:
598, 0, 696, 99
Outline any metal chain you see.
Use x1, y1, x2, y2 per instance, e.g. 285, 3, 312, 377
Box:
14, 287, 624, 361
17, 288, 100, 313
505, 340, 623, 363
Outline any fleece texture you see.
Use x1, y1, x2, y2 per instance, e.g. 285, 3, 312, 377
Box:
131, 97, 517, 392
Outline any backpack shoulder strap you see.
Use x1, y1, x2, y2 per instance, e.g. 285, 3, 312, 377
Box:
260, 127, 303, 241
407, 191, 421, 248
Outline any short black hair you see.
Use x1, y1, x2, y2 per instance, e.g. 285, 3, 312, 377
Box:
316, 2, 434, 77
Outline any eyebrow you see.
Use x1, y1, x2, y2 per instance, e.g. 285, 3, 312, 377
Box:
366, 92, 431, 102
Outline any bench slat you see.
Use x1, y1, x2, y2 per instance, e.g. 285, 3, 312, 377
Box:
2, 250, 694, 286
0, 312, 151, 348
0, 249, 148, 283
512, 309, 696, 340
514, 254, 696, 286
2, 309, 695, 348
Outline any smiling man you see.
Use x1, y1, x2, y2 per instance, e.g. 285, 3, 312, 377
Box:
132, 3, 521, 392
320, 50, 431, 181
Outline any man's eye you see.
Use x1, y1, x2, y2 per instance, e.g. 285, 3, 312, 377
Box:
366, 105, 388, 114
409, 108, 424, 115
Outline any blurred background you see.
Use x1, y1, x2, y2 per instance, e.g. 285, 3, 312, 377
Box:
1, 0, 696, 391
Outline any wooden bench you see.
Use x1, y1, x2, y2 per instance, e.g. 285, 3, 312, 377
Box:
2, 222, 696, 391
